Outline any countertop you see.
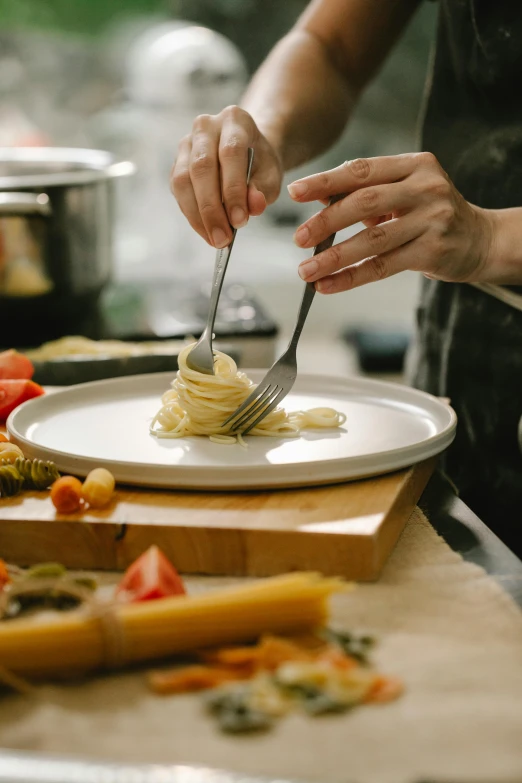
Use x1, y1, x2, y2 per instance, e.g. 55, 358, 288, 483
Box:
0, 475, 522, 783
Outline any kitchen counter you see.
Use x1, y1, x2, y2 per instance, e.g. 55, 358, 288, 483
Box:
1, 435, 521, 783
1, 488, 521, 783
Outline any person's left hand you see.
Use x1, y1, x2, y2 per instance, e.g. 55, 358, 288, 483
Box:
287, 153, 495, 294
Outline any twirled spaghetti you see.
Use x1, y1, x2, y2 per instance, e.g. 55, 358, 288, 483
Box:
150, 344, 346, 444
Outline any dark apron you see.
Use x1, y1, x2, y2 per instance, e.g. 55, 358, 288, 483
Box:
408, 1, 522, 553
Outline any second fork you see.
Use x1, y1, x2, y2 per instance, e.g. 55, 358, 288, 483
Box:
223, 205, 340, 435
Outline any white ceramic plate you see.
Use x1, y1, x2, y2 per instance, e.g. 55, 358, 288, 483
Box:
7, 371, 457, 490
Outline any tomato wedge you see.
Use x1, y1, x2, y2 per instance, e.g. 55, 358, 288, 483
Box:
0, 350, 34, 380
0, 379, 45, 421
116, 545, 186, 602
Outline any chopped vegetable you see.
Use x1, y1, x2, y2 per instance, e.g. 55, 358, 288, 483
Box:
257, 635, 315, 671
0, 560, 10, 589
0, 563, 97, 621
0, 442, 25, 463
0, 350, 34, 381
205, 684, 275, 734
148, 665, 245, 695
198, 645, 261, 673
25, 563, 67, 579
0, 434, 9, 443
316, 646, 358, 671
22, 563, 97, 591
116, 545, 186, 603
147, 630, 402, 735
275, 658, 375, 707
19, 562, 96, 590
2, 583, 84, 620
321, 628, 375, 665
0, 379, 44, 422
81, 467, 115, 508
71, 575, 97, 591
50, 476, 84, 514
216, 704, 273, 734
365, 675, 404, 703
199, 636, 315, 674
280, 681, 347, 716
3, 591, 83, 620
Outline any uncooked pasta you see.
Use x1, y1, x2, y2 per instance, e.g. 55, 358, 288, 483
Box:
0, 572, 346, 679
150, 344, 346, 444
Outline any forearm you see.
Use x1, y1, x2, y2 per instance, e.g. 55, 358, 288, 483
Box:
241, 28, 359, 172
481, 207, 522, 285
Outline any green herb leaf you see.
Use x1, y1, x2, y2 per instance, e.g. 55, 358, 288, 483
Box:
321, 628, 376, 664
25, 563, 67, 579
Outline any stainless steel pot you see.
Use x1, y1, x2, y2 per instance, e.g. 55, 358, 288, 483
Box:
0, 147, 134, 347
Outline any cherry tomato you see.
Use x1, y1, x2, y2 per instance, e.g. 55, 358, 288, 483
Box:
0, 350, 34, 380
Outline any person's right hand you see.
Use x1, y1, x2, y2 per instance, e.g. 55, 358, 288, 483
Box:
170, 106, 283, 248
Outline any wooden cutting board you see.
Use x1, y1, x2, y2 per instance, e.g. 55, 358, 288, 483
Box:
0, 457, 436, 581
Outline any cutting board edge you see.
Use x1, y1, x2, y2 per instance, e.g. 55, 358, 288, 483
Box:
370, 455, 439, 578
0, 518, 378, 579
0, 460, 437, 581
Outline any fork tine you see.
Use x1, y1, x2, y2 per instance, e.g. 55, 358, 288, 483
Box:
231, 385, 281, 434
241, 386, 287, 435
228, 384, 276, 432
222, 381, 273, 428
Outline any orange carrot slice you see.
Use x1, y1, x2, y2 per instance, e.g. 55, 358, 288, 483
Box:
365, 675, 404, 703
148, 665, 248, 695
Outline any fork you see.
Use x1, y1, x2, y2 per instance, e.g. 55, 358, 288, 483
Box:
223, 202, 340, 435
186, 147, 255, 374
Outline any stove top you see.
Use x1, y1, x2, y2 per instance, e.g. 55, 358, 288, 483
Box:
102, 280, 278, 342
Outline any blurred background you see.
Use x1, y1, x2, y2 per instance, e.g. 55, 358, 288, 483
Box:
0, 0, 438, 378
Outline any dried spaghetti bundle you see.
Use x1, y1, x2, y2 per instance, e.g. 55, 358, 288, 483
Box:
0, 572, 347, 680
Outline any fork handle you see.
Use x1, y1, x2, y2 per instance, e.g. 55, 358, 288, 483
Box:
203, 147, 255, 339
288, 195, 343, 350
288, 282, 315, 350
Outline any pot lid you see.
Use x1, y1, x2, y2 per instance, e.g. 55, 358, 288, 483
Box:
0, 147, 134, 189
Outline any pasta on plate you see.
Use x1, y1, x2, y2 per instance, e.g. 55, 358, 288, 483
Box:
150, 344, 346, 445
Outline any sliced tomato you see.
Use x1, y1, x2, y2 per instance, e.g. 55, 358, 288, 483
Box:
116, 545, 186, 603
0, 379, 45, 421
0, 350, 34, 380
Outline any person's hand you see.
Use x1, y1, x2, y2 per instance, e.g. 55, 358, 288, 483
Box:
287, 153, 496, 293
170, 105, 283, 248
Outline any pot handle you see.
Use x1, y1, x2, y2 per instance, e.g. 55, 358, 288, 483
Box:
0, 192, 51, 216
